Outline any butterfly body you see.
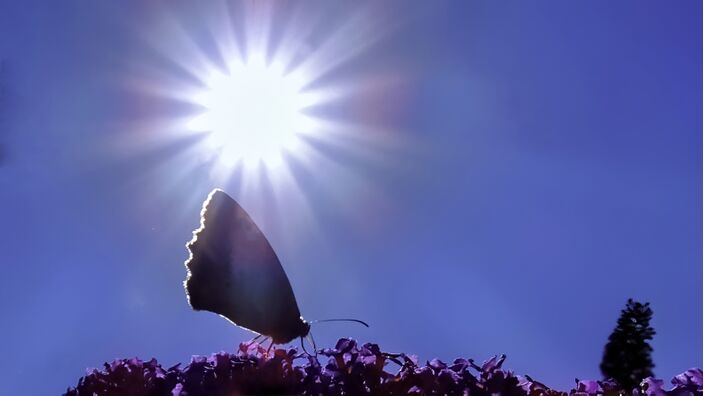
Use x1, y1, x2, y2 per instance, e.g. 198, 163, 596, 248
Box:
184, 189, 310, 344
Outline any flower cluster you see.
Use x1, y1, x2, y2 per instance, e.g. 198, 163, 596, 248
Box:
64, 338, 702, 395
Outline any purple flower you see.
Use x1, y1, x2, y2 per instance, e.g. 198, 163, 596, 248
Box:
335, 337, 357, 354
640, 377, 667, 396
361, 342, 381, 356
63, 339, 702, 396
481, 354, 507, 373
428, 358, 448, 372
450, 358, 469, 373
672, 368, 703, 388
171, 383, 183, 396
575, 378, 601, 393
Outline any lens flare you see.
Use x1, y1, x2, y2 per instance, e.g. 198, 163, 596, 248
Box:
188, 55, 316, 168
118, 1, 405, 238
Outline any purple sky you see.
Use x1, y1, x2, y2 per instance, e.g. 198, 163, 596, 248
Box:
0, 1, 701, 394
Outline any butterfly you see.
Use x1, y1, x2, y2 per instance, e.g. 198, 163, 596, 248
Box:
184, 188, 310, 344
184, 189, 367, 347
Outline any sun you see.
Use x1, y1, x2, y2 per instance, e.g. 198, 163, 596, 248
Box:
189, 55, 314, 168
128, 2, 396, 188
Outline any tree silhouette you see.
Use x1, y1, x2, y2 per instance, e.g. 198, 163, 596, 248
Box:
600, 298, 656, 390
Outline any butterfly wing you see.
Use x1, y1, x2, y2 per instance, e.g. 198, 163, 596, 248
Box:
184, 189, 307, 343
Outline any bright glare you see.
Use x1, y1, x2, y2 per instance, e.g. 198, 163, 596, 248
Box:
189, 56, 314, 167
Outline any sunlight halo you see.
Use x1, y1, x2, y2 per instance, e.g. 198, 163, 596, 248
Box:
188, 55, 317, 168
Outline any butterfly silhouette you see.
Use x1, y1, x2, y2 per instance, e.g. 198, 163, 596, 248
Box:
184, 189, 311, 344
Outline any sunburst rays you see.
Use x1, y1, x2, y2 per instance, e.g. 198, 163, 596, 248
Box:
113, 0, 408, 247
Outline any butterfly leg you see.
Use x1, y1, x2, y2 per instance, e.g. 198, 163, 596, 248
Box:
266, 338, 275, 357
308, 332, 318, 358
240, 334, 269, 356
249, 334, 264, 344
300, 336, 309, 355
244, 334, 264, 349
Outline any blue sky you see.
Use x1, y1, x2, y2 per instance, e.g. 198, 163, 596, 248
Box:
0, 1, 701, 394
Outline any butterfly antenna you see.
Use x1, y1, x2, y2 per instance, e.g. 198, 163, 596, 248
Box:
310, 318, 370, 327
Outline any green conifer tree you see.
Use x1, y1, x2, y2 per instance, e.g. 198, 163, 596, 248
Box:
600, 298, 656, 390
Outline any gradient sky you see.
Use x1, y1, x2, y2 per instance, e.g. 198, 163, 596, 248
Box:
0, 2, 701, 394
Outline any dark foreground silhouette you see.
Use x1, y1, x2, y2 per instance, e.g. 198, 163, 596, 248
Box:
601, 299, 657, 390
65, 338, 701, 395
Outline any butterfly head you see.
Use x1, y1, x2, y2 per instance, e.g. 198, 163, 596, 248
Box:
272, 316, 310, 344
298, 317, 312, 337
